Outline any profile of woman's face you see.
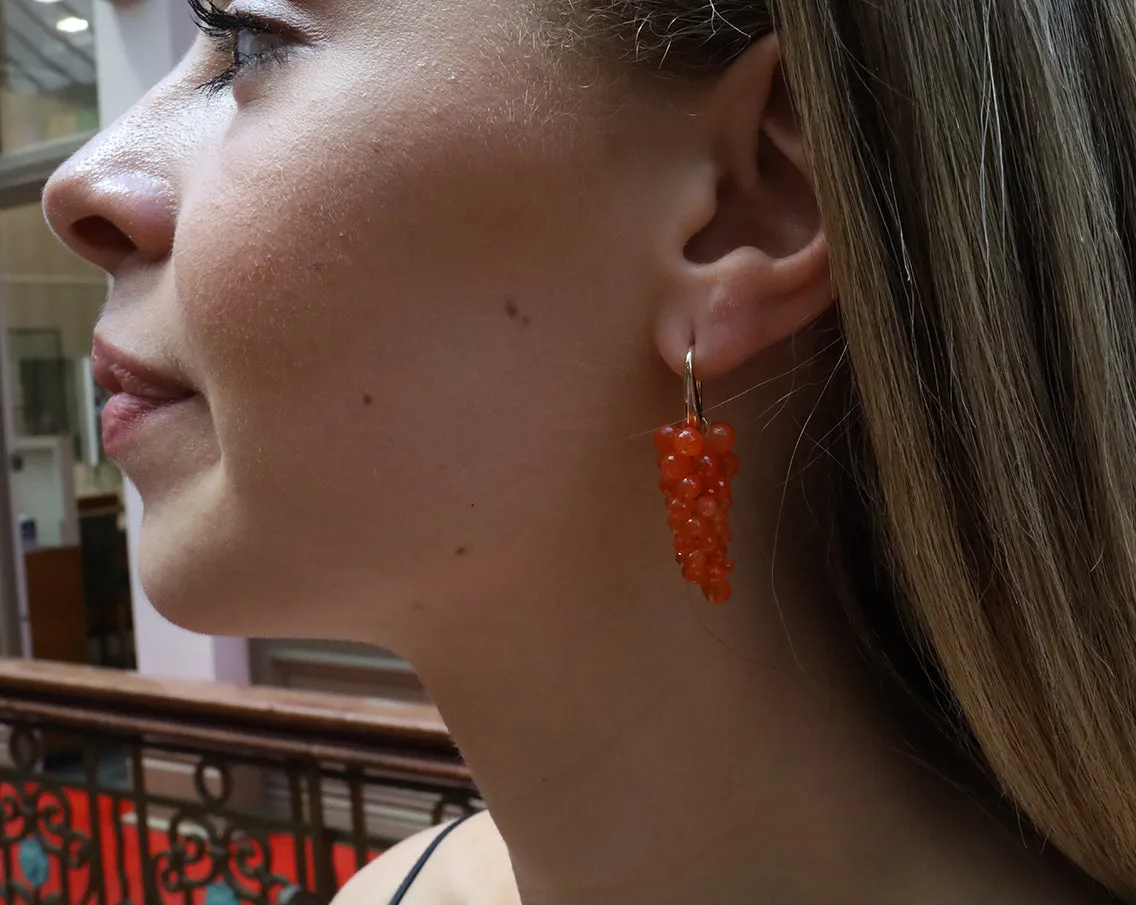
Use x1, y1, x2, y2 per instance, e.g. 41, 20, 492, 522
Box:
44, 0, 710, 648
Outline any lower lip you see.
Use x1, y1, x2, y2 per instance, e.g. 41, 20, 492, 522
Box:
101, 393, 193, 457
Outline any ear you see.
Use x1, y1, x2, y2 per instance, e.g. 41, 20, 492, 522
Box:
655, 35, 832, 381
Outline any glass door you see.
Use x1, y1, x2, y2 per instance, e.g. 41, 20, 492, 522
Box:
0, 0, 108, 664
0, 200, 134, 668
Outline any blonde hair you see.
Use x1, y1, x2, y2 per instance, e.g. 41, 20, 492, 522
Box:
586, 0, 1136, 898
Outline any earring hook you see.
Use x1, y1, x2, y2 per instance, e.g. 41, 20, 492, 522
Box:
684, 347, 706, 430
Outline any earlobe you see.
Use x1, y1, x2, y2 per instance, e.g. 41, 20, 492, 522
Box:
654, 35, 833, 382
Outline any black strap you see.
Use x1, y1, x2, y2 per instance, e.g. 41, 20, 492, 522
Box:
388, 813, 476, 905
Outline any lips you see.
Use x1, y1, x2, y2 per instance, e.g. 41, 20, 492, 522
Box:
91, 335, 193, 400
91, 335, 195, 457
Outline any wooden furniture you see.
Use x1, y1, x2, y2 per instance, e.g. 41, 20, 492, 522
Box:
22, 545, 89, 756
24, 545, 87, 665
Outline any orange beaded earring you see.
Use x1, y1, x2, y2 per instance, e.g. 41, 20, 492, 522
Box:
654, 348, 739, 604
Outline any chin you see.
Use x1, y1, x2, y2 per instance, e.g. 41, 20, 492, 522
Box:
126, 451, 462, 647
133, 488, 322, 640
135, 533, 256, 639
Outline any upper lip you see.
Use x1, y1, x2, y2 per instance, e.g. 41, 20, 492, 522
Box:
91, 334, 195, 401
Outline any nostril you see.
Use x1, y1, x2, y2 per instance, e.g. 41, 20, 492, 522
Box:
72, 215, 136, 258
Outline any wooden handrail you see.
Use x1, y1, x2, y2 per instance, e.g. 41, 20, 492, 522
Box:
0, 659, 468, 782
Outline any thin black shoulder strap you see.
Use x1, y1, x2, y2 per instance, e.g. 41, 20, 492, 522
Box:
387, 813, 476, 905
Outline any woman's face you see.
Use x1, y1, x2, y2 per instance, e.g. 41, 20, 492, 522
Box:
44, 0, 707, 647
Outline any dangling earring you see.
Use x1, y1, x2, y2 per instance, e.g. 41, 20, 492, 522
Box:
654, 348, 739, 604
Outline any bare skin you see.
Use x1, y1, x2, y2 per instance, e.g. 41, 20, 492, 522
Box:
43, 2, 1111, 903
333, 814, 520, 905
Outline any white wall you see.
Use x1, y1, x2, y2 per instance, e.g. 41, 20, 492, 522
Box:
95, 0, 248, 685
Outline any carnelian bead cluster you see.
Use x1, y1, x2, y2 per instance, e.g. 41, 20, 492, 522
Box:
655, 418, 739, 604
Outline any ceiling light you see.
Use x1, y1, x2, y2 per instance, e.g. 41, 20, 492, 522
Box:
56, 16, 89, 32
34, 0, 63, 5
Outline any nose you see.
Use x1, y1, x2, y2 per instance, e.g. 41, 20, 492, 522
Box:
43, 135, 177, 275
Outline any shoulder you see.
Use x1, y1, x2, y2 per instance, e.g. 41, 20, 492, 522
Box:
331, 819, 456, 905
331, 811, 518, 905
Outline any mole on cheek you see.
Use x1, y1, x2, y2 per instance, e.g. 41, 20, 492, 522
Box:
362, 393, 374, 406
504, 299, 532, 327
455, 546, 469, 557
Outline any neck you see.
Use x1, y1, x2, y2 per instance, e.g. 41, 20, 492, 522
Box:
396, 468, 1065, 905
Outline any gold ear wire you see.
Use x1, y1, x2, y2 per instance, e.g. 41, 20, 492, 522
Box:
684, 347, 707, 430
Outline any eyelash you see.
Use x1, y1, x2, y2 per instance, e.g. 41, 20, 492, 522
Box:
188, 0, 290, 95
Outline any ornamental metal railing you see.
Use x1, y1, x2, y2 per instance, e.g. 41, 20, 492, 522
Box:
0, 660, 480, 905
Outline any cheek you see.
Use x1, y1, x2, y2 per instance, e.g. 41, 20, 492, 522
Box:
170, 65, 650, 570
